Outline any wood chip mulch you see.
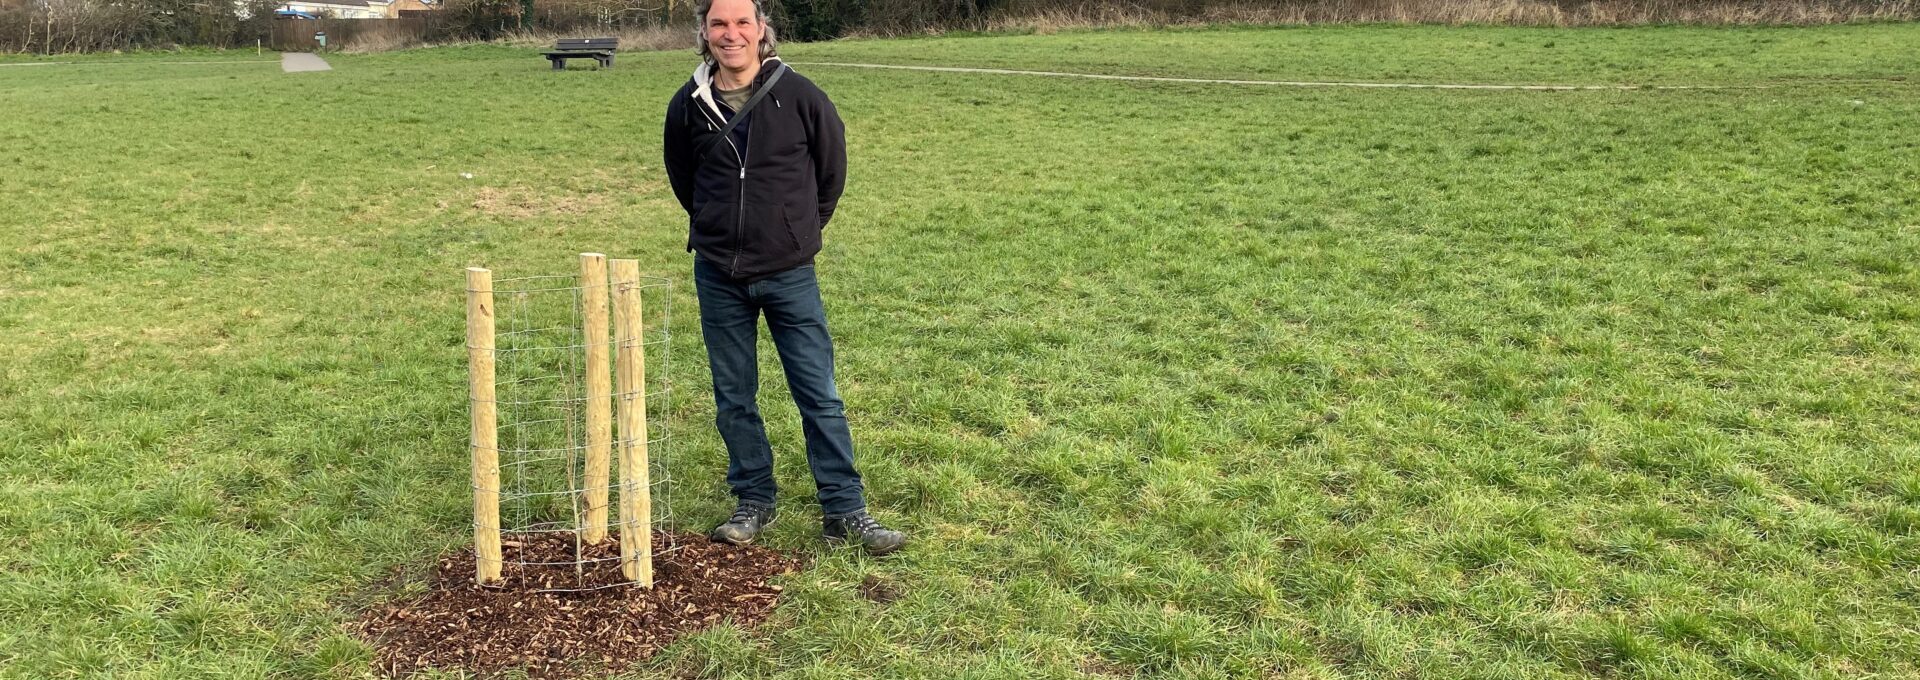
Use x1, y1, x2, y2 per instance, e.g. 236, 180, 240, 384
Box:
354, 530, 801, 678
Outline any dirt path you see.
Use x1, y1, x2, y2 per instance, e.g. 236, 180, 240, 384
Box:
795, 61, 1754, 91
281, 52, 332, 73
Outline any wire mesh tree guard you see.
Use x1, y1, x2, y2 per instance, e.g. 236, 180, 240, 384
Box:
465, 253, 674, 591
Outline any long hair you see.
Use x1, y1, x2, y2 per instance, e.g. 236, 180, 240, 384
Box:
694, 0, 779, 64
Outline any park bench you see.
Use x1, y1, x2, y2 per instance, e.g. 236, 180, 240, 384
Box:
543, 37, 618, 70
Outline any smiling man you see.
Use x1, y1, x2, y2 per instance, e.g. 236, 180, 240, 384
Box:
662, 0, 906, 555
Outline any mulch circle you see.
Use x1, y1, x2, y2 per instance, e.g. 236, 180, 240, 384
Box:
354, 530, 802, 678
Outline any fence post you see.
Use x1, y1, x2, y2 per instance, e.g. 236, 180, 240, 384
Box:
610, 259, 653, 586
580, 253, 613, 544
466, 267, 503, 585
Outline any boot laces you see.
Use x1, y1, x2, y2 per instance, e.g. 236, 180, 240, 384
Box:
848, 513, 882, 534
729, 505, 764, 525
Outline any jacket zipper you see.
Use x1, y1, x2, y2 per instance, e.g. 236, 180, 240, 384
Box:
696, 78, 756, 279
730, 123, 748, 278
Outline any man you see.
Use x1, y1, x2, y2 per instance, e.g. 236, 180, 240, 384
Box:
662, 0, 906, 555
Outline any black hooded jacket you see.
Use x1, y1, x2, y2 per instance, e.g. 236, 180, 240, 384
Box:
663, 58, 848, 282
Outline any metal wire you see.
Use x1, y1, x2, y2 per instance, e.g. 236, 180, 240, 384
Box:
475, 276, 670, 294
469, 388, 671, 407
471, 336, 669, 353
475, 475, 673, 499
470, 267, 674, 592
471, 433, 669, 455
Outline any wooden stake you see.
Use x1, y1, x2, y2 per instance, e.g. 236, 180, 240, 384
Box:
611, 259, 653, 585
580, 253, 612, 544
466, 267, 502, 585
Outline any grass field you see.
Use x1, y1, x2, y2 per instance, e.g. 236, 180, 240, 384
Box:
4, 23, 1920, 679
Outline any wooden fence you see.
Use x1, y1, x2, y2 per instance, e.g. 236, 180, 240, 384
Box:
269, 17, 436, 51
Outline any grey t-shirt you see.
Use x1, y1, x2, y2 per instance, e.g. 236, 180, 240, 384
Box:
717, 83, 751, 114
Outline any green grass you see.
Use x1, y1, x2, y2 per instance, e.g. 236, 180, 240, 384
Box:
795, 23, 1920, 84
3, 23, 1920, 679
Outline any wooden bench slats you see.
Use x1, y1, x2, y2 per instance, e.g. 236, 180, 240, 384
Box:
545, 37, 619, 69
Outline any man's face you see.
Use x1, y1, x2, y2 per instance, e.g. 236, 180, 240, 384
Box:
705, 0, 762, 71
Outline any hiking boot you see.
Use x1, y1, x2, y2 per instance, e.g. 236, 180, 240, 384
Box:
709, 502, 776, 545
822, 510, 907, 556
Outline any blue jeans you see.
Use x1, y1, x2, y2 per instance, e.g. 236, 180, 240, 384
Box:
693, 258, 866, 515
